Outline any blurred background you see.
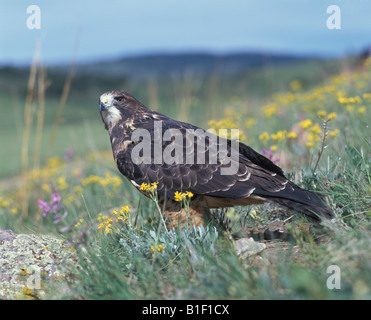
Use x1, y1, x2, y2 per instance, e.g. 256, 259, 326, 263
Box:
0, 0, 371, 207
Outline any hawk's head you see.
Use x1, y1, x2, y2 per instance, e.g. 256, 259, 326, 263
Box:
100, 90, 144, 130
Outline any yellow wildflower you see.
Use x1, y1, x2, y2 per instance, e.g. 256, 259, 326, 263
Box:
74, 218, 84, 228
42, 183, 51, 193
271, 130, 287, 142
262, 103, 278, 118
140, 183, 150, 191
287, 131, 297, 139
327, 112, 337, 120
305, 132, 320, 148
329, 129, 339, 138
270, 145, 278, 151
0, 199, 10, 208
97, 213, 108, 221
306, 141, 316, 148
119, 205, 130, 214
358, 106, 366, 114
289, 80, 302, 91
174, 191, 183, 202
310, 123, 321, 134
150, 182, 158, 191
317, 110, 327, 118
151, 244, 165, 254
74, 185, 83, 194
98, 217, 113, 234
47, 156, 63, 168
184, 191, 194, 198
57, 176, 68, 191
81, 175, 101, 186
298, 119, 312, 129
249, 208, 257, 219
174, 191, 194, 202
354, 96, 362, 104
259, 131, 270, 143
156, 244, 165, 253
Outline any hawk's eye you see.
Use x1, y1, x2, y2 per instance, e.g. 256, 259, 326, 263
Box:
116, 96, 125, 103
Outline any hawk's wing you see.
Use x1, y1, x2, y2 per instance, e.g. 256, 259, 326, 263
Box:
114, 115, 288, 200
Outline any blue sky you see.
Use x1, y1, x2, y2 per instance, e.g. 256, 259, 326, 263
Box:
1, 0, 371, 65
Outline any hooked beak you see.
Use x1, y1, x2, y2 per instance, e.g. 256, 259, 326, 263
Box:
99, 101, 107, 113
99, 96, 109, 113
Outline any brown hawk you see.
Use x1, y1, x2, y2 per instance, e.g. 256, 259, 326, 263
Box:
99, 90, 333, 228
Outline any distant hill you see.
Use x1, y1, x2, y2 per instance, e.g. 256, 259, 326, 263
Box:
0, 52, 336, 98
75, 52, 314, 80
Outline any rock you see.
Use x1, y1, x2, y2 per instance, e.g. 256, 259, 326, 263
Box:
0, 228, 17, 241
0, 228, 76, 299
235, 237, 266, 259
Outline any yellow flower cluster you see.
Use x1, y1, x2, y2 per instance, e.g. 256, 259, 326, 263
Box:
97, 205, 131, 235
261, 129, 294, 141
258, 132, 269, 143
174, 191, 194, 202
0, 197, 10, 208
57, 176, 68, 191
139, 182, 158, 192
81, 172, 121, 190
208, 117, 247, 141
338, 95, 363, 104
74, 218, 84, 228
151, 244, 165, 254
270, 130, 287, 142
362, 93, 371, 101
0, 196, 18, 214
28, 156, 64, 181
338, 95, 367, 114
262, 102, 278, 118
317, 111, 337, 120
299, 119, 312, 129
329, 129, 339, 138
98, 217, 113, 235
287, 132, 297, 139
112, 205, 130, 222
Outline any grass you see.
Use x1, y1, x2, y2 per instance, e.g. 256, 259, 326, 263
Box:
0, 55, 370, 300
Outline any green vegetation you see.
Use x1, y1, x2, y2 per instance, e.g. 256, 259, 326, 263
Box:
0, 53, 370, 299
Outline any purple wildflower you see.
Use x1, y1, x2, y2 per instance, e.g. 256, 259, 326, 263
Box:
38, 190, 68, 223
261, 147, 280, 164
38, 200, 51, 217
63, 148, 75, 161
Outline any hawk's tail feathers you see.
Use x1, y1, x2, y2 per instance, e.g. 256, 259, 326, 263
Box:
256, 182, 334, 223
267, 197, 334, 222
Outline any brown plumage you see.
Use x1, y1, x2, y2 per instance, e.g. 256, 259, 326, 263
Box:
99, 90, 333, 228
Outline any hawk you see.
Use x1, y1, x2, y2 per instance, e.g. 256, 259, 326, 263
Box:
99, 90, 333, 228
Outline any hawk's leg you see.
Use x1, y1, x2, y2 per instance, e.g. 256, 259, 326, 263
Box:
158, 195, 212, 229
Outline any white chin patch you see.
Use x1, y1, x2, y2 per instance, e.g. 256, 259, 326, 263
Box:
103, 105, 122, 128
